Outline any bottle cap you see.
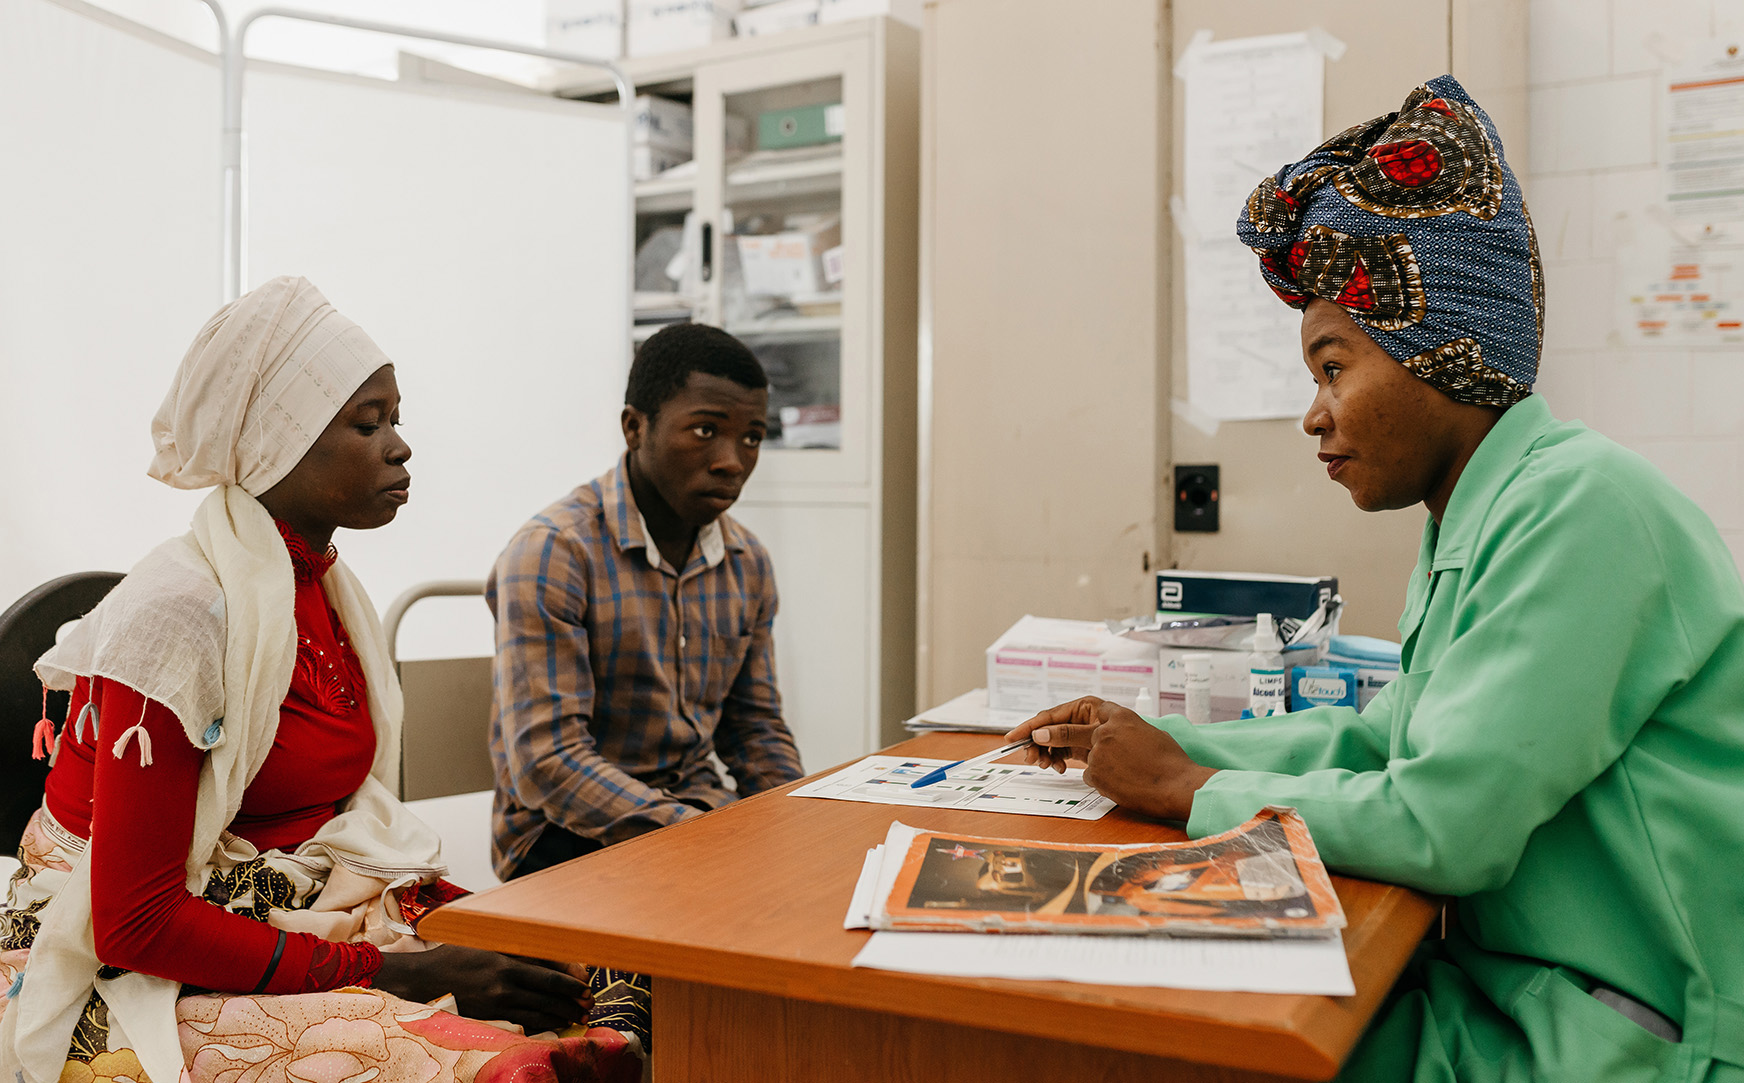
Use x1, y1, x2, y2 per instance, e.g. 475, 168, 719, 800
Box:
1183, 653, 1213, 678
1253, 612, 1282, 653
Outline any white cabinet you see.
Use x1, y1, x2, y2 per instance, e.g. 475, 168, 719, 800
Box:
557, 18, 919, 760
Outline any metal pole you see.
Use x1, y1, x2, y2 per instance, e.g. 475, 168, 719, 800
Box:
225, 8, 636, 339
183, 0, 234, 303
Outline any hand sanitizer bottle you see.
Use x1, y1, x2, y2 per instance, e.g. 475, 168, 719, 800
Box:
1247, 613, 1287, 718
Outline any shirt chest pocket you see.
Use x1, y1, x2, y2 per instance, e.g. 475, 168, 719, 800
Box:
695, 626, 752, 710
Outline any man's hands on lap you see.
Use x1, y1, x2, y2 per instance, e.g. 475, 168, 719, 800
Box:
1004, 696, 1217, 822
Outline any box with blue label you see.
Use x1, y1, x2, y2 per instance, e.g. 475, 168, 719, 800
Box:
1155, 569, 1336, 623
1291, 665, 1359, 710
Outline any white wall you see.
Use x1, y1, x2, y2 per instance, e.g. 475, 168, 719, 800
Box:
1528, 0, 1744, 570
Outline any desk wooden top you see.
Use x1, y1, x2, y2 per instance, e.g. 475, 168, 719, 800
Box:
421, 733, 1438, 1080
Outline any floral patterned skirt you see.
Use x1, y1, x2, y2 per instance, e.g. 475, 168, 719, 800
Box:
0, 811, 649, 1083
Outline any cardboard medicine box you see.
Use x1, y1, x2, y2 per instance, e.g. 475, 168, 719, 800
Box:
758, 102, 845, 149
632, 95, 693, 150
628, 0, 740, 57
986, 616, 1162, 714
1155, 569, 1336, 623
734, 216, 841, 296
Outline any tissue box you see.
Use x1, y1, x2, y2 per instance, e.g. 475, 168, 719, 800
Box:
1291, 665, 1359, 710
628, 0, 739, 56
547, 0, 623, 58
1155, 569, 1336, 623
1324, 635, 1402, 709
986, 616, 1162, 714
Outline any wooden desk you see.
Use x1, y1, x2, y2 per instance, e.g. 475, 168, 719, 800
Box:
421, 733, 1437, 1082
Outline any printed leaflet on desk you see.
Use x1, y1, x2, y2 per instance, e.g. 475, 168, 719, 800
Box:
789, 754, 1115, 820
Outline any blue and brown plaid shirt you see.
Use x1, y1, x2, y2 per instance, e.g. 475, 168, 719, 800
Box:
486, 456, 802, 875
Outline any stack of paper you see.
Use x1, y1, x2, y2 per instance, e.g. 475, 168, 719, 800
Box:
901, 687, 1030, 734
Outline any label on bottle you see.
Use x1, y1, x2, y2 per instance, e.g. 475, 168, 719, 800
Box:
1248, 666, 1287, 716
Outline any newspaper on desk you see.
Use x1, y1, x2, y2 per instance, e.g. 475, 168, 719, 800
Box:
843, 812, 1355, 995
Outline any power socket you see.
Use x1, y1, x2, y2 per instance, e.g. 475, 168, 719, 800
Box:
1174, 464, 1220, 533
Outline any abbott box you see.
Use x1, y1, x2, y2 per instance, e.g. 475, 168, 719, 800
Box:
986, 616, 1161, 714
1155, 570, 1336, 623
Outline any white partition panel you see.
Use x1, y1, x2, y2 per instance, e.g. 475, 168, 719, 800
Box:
0, 0, 219, 606
243, 64, 629, 659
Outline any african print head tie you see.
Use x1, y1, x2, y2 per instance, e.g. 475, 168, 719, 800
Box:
1235, 74, 1543, 407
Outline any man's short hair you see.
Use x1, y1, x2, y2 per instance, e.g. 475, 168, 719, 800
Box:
626, 323, 768, 418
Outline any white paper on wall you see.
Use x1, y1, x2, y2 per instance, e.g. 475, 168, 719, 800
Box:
1663, 44, 1744, 224
1178, 31, 1327, 422
1615, 214, 1744, 346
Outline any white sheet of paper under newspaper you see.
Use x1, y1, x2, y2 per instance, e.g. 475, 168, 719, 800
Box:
842, 821, 1355, 995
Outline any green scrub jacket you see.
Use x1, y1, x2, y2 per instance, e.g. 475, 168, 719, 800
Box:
1153, 396, 1744, 1082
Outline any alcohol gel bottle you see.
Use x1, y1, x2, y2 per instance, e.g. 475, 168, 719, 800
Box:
1247, 613, 1287, 718
1183, 653, 1212, 725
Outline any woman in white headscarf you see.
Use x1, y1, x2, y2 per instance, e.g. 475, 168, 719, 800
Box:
0, 277, 643, 1083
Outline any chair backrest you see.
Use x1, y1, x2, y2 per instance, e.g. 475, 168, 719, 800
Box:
383, 580, 495, 801
0, 572, 124, 855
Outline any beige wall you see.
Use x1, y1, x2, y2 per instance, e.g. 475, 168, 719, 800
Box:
918, 0, 1167, 705
919, 0, 1527, 705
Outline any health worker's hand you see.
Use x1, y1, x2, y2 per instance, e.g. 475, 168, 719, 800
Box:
1006, 696, 1217, 822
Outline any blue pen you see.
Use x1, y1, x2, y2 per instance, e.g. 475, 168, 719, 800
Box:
909, 738, 1036, 788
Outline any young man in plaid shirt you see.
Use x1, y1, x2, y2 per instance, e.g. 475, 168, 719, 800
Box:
486, 323, 803, 880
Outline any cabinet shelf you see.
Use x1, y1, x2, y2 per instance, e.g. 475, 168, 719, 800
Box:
635, 172, 695, 213
727, 314, 842, 340
727, 149, 844, 204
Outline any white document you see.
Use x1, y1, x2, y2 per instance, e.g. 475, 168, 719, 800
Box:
902, 687, 1031, 734
1664, 48, 1744, 223
851, 930, 1354, 996
791, 756, 1115, 820
1616, 224, 1744, 345
1179, 31, 1327, 421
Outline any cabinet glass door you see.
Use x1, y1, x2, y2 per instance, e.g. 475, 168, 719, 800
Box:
694, 43, 870, 487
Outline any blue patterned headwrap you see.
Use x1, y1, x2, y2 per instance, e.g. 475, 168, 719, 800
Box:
1236, 75, 1543, 406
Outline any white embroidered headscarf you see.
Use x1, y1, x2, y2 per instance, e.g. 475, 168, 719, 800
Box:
5, 277, 443, 1083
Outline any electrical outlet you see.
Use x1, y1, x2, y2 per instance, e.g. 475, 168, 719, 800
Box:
1175, 464, 1219, 532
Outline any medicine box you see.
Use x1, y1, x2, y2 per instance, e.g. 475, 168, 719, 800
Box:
1324, 634, 1402, 709
734, 216, 841, 296
632, 95, 693, 151
1155, 569, 1337, 623
758, 102, 845, 149
1291, 665, 1359, 710
546, 0, 623, 59
628, 0, 740, 57
986, 616, 1162, 714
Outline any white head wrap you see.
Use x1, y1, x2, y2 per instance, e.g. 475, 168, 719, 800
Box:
149, 275, 392, 495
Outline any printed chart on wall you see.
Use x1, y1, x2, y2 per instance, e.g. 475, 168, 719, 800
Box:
790, 756, 1115, 820
1617, 230, 1744, 345
1664, 46, 1744, 224
1177, 30, 1337, 421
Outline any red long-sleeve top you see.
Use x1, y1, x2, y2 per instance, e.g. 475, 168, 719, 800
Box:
43, 523, 386, 994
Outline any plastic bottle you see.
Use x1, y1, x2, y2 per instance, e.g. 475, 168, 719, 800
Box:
1246, 613, 1287, 718
1133, 686, 1155, 718
1182, 653, 1213, 725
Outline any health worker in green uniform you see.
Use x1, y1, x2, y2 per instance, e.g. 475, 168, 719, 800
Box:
1009, 75, 1744, 1083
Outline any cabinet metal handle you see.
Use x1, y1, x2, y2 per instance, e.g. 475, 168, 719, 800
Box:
700, 221, 713, 283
